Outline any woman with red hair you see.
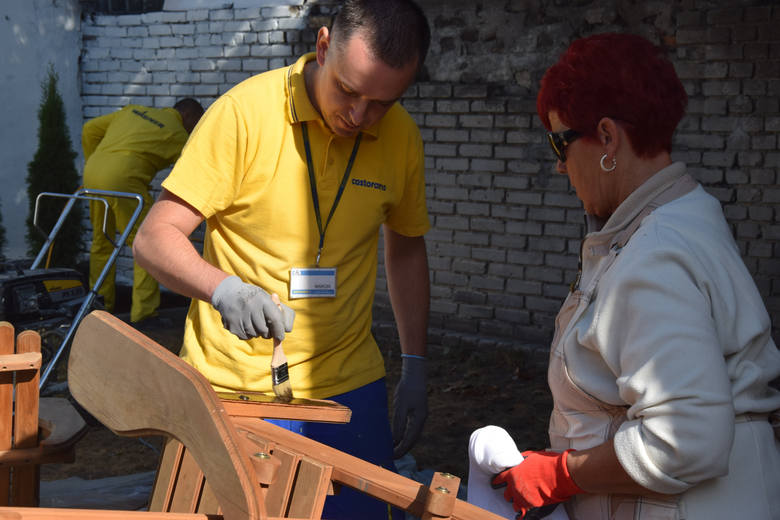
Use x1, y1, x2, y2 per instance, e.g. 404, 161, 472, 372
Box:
470, 33, 780, 519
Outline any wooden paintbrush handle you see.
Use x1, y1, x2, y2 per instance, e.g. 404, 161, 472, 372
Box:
270, 293, 282, 348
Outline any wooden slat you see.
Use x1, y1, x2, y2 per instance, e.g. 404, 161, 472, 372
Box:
217, 393, 351, 424
263, 446, 300, 517
0, 352, 41, 373
149, 437, 185, 512
12, 331, 41, 506
153, 441, 222, 516
286, 459, 332, 520
0, 322, 14, 505
0, 445, 79, 467
169, 448, 205, 514
68, 311, 264, 520
197, 480, 221, 515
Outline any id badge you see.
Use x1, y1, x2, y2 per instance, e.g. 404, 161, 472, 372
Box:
290, 267, 337, 299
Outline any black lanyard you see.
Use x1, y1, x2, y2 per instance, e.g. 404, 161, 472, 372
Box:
301, 121, 363, 266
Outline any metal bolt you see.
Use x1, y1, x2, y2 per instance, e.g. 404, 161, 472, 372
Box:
439, 472, 455, 479
435, 486, 450, 494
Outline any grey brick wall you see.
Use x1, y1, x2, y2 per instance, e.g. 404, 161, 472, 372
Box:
80, 0, 780, 349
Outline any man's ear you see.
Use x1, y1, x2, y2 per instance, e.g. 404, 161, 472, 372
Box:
315, 26, 330, 66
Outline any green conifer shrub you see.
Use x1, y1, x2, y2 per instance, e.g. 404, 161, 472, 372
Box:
25, 65, 84, 267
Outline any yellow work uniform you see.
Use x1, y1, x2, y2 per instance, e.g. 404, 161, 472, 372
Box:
163, 53, 429, 398
82, 105, 188, 322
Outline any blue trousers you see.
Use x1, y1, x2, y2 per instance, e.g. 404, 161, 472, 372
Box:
266, 378, 404, 520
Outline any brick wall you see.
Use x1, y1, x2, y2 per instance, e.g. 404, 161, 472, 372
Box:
80, 0, 780, 349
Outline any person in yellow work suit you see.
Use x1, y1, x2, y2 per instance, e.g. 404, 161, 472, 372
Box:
81, 98, 204, 323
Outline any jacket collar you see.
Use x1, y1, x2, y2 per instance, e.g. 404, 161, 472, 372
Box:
587, 162, 687, 238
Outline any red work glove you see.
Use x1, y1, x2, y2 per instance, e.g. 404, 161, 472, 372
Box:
491, 449, 583, 518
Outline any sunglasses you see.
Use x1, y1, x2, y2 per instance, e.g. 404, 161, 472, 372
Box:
546, 129, 581, 163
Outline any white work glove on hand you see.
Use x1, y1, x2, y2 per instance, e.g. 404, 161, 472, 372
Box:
392, 355, 428, 459
468, 425, 525, 517
210, 276, 295, 341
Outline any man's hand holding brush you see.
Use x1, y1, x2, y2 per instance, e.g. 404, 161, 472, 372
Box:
211, 275, 295, 341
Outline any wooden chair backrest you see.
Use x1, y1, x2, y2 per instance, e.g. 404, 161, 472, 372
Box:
0, 322, 42, 506
68, 311, 265, 520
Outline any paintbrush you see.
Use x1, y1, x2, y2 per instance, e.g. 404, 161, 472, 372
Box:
270, 293, 293, 401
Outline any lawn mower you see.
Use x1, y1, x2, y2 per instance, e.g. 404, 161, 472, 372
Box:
1, 188, 144, 391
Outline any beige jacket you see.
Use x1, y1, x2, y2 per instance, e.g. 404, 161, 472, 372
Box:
549, 163, 780, 519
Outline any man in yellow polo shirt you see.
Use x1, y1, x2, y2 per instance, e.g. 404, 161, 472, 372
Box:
134, 1, 430, 518
82, 99, 203, 323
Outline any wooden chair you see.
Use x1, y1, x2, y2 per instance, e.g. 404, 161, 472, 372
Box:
0, 322, 87, 506
0, 311, 503, 519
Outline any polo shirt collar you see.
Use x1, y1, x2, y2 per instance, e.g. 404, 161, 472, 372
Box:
285, 53, 380, 138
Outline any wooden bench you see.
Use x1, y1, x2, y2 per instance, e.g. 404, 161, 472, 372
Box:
0, 322, 87, 506
0, 311, 502, 519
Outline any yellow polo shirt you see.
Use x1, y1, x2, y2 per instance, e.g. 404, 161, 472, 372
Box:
163, 53, 429, 398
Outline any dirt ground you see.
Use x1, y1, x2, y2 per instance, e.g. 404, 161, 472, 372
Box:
40, 296, 553, 485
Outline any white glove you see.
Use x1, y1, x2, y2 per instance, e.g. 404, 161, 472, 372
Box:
210, 276, 294, 341
467, 425, 524, 518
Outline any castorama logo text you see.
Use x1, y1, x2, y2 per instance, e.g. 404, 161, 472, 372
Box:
351, 178, 387, 191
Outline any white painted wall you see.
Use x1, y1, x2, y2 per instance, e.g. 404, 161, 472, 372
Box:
0, 0, 82, 261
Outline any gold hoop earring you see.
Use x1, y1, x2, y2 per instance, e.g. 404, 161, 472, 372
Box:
600, 153, 616, 172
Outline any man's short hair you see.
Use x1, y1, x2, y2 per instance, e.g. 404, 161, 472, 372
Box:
331, 0, 430, 71
174, 98, 204, 118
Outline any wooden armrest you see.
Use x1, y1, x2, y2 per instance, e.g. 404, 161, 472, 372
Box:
0, 352, 41, 372
217, 392, 352, 424
38, 397, 87, 447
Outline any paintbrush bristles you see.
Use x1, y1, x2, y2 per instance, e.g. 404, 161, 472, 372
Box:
271, 337, 292, 399
270, 293, 293, 400
272, 377, 293, 400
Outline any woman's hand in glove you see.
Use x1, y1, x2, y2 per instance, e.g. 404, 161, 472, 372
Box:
491, 449, 583, 517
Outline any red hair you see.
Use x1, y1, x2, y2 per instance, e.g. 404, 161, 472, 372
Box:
536, 33, 687, 158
